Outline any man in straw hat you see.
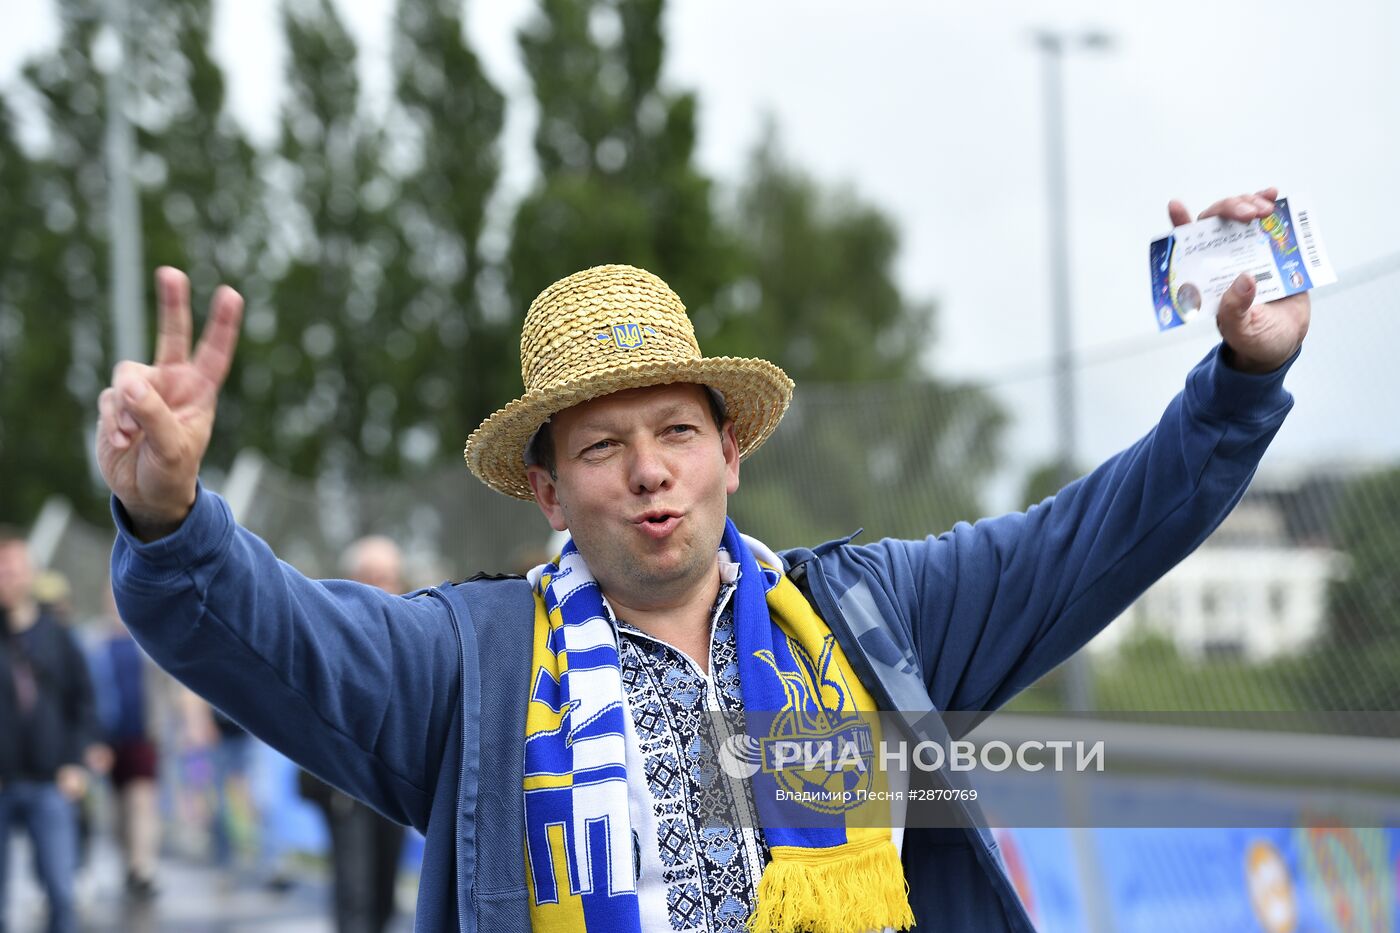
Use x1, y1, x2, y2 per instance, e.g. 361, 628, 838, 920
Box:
100, 190, 1305, 933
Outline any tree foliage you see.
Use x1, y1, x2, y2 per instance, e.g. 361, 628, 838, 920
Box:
1017, 458, 1092, 512
1300, 467, 1400, 708
1, 0, 1003, 540
503, 2, 1004, 542
9, 1, 116, 524
708, 131, 930, 382
234, 0, 400, 479
3, 0, 266, 524
228, 0, 511, 482
128, 0, 264, 463
387, 0, 510, 455
508, 0, 736, 325
720, 134, 1004, 543
0, 96, 93, 525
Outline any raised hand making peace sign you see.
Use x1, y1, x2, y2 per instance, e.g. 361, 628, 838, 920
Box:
97, 267, 244, 541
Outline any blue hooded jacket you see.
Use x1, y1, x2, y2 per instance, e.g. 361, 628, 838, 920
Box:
110, 346, 1294, 931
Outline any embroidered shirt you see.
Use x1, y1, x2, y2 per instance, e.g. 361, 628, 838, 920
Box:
608, 565, 771, 933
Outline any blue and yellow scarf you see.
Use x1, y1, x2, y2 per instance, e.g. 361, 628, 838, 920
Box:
524, 519, 913, 933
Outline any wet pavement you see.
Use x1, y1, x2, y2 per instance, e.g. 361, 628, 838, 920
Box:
4, 833, 415, 932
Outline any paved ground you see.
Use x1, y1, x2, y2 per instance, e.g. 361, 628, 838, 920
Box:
4, 833, 415, 932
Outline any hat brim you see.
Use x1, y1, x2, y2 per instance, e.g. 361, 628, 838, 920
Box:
464, 356, 794, 500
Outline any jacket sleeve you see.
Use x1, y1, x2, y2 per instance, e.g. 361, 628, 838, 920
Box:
109, 485, 461, 829
872, 344, 1296, 713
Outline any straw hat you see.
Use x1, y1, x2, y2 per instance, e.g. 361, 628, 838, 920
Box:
464, 264, 794, 500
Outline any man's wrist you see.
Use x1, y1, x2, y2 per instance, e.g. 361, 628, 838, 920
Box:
1220, 341, 1297, 375
121, 497, 195, 543
112, 482, 234, 574
1186, 344, 1297, 423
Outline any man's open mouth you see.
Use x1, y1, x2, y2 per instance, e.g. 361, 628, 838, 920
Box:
633, 511, 682, 537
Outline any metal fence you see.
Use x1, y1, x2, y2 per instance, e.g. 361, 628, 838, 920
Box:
27, 254, 1400, 718
20, 256, 1400, 933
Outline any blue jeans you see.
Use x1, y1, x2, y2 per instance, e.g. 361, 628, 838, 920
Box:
0, 780, 78, 933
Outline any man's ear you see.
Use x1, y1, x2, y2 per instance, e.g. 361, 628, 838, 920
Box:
526, 466, 569, 532
722, 420, 740, 495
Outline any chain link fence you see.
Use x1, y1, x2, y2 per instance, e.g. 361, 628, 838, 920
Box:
20, 256, 1399, 932
27, 255, 1400, 717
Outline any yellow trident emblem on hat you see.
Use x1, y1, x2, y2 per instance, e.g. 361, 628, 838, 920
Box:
612, 322, 643, 349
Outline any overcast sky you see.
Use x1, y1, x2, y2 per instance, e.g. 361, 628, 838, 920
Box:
4, 0, 1397, 495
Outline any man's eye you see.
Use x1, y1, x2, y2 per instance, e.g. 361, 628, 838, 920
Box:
668, 424, 697, 436
584, 440, 613, 453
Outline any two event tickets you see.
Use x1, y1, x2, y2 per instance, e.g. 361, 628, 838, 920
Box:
1150, 197, 1336, 331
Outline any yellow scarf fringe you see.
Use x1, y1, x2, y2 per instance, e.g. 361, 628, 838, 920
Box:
749, 836, 915, 933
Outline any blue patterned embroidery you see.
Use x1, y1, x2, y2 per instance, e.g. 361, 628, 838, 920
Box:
616, 588, 770, 932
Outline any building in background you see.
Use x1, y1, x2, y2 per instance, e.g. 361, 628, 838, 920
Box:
1098, 467, 1358, 662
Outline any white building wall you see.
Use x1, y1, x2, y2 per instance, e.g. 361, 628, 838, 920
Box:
1093, 546, 1348, 662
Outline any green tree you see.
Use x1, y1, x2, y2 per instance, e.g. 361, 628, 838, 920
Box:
708, 130, 929, 382
10, 0, 264, 522
0, 99, 28, 323
386, 0, 510, 458
505, 2, 1003, 543
124, 0, 262, 288
128, 0, 264, 463
0, 95, 94, 525
1089, 630, 1301, 712
508, 0, 736, 325
245, 0, 510, 481
247, 0, 406, 479
718, 134, 1005, 544
1301, 467, 1400, 708
1018, 459, 1091, 511
12, 1, 116, 524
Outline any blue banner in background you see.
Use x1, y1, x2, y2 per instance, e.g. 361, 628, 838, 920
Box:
995, 826, 1398, 932
250, 739, 1396, 927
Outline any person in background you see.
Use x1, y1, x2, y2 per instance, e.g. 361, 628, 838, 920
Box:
298, 536, 409, 933
28, 571, 97, 877
30, 573, 74, 628
86, 586, 162, 901
0, 527, 99, 933
198, 698, 294, 892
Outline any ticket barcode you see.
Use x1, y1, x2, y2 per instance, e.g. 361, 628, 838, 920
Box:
1149, 195, 1337, 331
1298, 208, 1322, 269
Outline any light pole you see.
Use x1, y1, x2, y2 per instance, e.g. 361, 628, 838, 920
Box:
101, 0, 145, 364
1032, 28, 1114, 933
1032, 27, 1111, 712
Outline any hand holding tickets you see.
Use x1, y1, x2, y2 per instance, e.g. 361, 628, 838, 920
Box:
1151, 194, 1335, 331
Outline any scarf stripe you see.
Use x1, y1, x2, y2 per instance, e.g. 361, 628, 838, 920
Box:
524, 520, 913, 933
